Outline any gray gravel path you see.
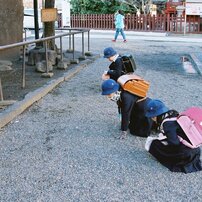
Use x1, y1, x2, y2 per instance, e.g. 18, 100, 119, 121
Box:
0, 32, 202, 202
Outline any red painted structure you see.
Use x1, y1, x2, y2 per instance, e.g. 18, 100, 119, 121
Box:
164, 0, 184, 16
71, 13, 202, 34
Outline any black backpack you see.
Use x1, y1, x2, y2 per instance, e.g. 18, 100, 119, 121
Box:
121, 54, 137, 74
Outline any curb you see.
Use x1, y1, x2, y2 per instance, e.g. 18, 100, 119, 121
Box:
190, 53, 202, 76
0, 55, 100, 129
86, 30, 202, 43
90, 29, 167, 37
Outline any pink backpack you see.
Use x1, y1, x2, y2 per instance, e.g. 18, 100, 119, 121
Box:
161, 107, 202, 148
177, 107, 202, 148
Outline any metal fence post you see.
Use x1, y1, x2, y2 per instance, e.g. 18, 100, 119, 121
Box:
22, 45, 26, 88
72, 34, 75, 61
69, 29, 72, 51
82, 32, 85, 57
60, 36, 63, 62
45, 41, 48, 73
0, 78, 3, 101
88, 30, 90, 52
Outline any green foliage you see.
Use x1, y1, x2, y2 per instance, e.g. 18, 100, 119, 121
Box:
70, 0, 122, 14
70, 0, 166, 14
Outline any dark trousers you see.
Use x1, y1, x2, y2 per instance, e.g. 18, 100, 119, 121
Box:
129, 98, 154, 137
149, 139, 202, 173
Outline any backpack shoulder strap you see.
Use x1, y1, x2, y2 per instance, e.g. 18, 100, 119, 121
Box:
160, 117, 177, 133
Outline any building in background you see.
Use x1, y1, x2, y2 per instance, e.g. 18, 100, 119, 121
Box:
23, 0, 43, 9
23, 0, 71, 28
55, 0, 71, 27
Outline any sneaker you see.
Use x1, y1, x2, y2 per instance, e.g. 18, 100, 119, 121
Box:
123, 40, 127, 43
112, 39, 116, 42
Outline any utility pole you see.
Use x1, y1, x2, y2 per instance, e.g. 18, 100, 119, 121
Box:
34, 0, 39, 39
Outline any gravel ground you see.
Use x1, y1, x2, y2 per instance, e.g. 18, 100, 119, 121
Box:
0, 32, 202, 202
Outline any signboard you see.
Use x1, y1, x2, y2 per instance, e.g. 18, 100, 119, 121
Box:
41, 8, 58, 22
186, 0, 202, 2
186, 0, 202, 16
186, 3, 202, 15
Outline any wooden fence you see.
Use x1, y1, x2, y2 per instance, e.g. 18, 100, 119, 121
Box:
71, 14, 202, 34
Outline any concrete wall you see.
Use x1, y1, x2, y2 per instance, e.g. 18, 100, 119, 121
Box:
0, 0, 23, 59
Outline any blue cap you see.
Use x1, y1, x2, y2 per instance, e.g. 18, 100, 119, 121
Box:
103, 47, 117, 58
101, 79, 120, 95
145, 99, 169, 118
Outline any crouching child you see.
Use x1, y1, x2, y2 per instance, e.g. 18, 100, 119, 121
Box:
144, 99, 202, 173
101, 79, 153, 139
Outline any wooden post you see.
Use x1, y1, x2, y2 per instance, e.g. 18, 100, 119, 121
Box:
0, 78, 3, 101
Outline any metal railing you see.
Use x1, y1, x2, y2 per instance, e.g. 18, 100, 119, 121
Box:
0, 28, 91, 88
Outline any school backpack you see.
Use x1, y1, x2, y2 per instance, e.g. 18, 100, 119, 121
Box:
161, 107, 202, 148
121, 54, 137, 74
117, 74, 150, 98
176, 107, 202, 148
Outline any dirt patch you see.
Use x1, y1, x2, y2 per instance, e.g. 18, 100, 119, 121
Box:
0, 52, 98, 109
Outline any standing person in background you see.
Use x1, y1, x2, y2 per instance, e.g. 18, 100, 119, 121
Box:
112, 10, 127, 43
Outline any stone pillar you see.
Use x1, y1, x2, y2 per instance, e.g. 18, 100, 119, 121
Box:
0, 0, 23, 60
176, 5, 185, 17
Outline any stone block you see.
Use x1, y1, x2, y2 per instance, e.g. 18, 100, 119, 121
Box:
27, 48, 57, 66
85, 51, 93, 56
35, 61, 53, 73
70, 59, 79, 64
41, 72, 54, 78
57, 61, 68, 70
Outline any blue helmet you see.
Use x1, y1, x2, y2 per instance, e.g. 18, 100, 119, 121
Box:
101, 79, 120, 95
103, 47, 117, 58
145, 99, 169, 118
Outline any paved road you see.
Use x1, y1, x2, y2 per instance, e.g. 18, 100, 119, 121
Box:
0, 31, 202, 201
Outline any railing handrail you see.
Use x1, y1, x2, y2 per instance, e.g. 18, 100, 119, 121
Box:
0, 28, 90, 51
0, 28, 91, 89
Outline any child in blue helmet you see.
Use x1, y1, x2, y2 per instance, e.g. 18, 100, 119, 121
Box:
102, 47, 125, 82
101, 79, 153, 139
145, 99, 202, 173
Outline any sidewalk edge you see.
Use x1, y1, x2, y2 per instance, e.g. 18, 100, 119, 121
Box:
189, 53, 202, 75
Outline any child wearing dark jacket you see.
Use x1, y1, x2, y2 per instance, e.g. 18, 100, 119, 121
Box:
144, 99, 202, 173
101, 79, 153, 139
102, 47, 125, 82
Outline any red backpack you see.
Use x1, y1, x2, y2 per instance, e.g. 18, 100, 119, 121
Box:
176, 107, 202, 148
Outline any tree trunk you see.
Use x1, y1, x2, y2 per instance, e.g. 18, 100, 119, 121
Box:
0, 0, 23, 59
44, 0, 55, 50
